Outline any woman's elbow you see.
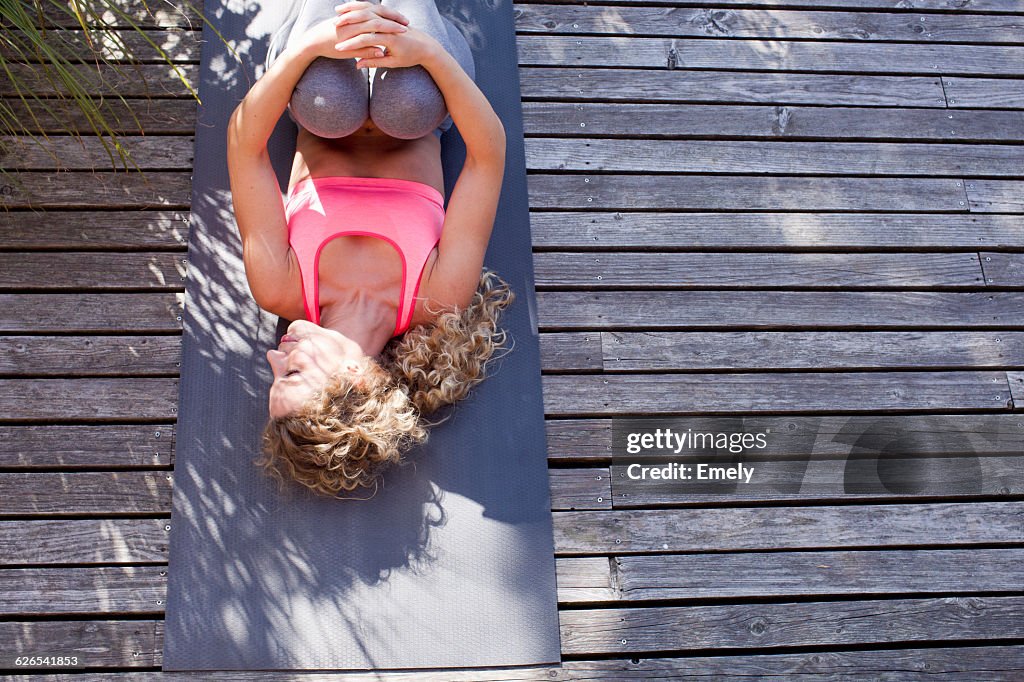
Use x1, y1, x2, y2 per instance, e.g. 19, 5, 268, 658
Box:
489, 119, 507, 159
469, 121, 506, 166
226, 106, 260, 156
250, 285, 288, 315
226, 111, 242, 152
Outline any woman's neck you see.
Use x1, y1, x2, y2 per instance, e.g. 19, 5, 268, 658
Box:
317, 297, 392, 359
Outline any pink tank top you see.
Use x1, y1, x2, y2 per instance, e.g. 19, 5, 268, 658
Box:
284, 176, 446, 337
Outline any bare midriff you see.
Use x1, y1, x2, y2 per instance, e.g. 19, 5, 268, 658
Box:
288, 118, 445, 196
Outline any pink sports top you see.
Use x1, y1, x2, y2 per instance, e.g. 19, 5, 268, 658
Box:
284, 176, 446, 337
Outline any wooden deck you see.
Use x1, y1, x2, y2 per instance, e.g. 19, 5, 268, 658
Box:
2, 0, 1023, 677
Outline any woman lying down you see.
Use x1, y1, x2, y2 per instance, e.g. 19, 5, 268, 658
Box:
227, 0, 514, 499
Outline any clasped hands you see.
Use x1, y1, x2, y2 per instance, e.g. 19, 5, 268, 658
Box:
299, 1, 442, 70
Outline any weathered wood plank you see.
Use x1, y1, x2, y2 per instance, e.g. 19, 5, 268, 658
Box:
0, 620, 159, 669
0, 253, 186, 290
546, 419, 611, 462
611, 455, 1024, 506
25, 1, 1024, 34
0, 210, 189, 249
550, 468, 611, 510
0, 425, 173, 468
36, 0, 202, 28
0, 335, 181, 376
527, 139, 1024, 176
517, 36, 1024, 76
0, 172, 192, 209
0, 379, 178, 421
553, 502, 1023, 554
522, 102, 1024, 142
7, 642, 1024, 678
965, 179, 1024, 212
516, 0, 1024, 10
5, 522, 1017, 604
515, 5, 1024, 43
0, 294, 183, 333
559, 596, 1024, 655
0, 472, 171, 515
539, 332, 603, 370
534, 253, 985, 288
0, 519, 170, 564
556, 557, 616, 603
0, 566, 165, 616
526, 174, 964, 211
602, 331, 1024, 371
0, 136, 194, 170
2, 99, 197, 135
527, 212, 1024, 249
22, 520, 1015, 602
0, 466, 603, 515
545, 414, 1024, 464
519, 68, 947, 107
543, 371, 1011, 415
945, 76, 1024, 109
536, 291, 1024, 328
1, 64, 197, 97
1009, 371, 1024, 409
2, 551, 1018, 613
982, 252, 1024, 286
565, 450, 1018, 504
611, 549, 1024, 602
0, 29, 200, 63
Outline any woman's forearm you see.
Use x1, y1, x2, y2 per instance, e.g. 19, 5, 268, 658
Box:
420, 48, 506, 163
227, 43, 318, 154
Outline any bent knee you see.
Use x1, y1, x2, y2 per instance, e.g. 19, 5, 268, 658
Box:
290, 57, 369, 138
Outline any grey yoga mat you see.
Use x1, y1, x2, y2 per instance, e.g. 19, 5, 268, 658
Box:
162, 0, 561, 672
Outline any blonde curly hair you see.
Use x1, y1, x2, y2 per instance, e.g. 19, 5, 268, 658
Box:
257, 268, 515, 499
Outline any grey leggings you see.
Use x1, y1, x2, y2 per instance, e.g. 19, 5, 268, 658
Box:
265, 0, 475, 140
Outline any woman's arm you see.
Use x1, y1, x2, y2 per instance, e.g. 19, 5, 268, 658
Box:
226, 5, 410, 313
226, 45, 318, 313
416, 48, 506, 164
426, 154, 506, 310
413, 42, 507, 308
338, 22, 508, 308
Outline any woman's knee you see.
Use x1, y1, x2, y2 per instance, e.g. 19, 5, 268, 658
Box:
369, 64, 447, 140
290, 57, 370, 139
368, 13, 476, 139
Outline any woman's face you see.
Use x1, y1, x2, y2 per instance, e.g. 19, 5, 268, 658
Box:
266, 320, 363, 418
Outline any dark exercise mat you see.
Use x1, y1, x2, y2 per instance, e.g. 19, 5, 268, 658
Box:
162, 0, 561, 672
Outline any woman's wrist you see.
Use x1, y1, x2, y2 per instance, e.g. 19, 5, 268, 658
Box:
419, 42, 455, 75
279, 37, 320, 68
